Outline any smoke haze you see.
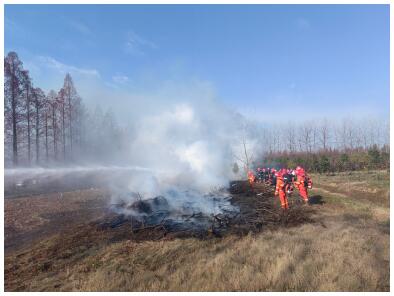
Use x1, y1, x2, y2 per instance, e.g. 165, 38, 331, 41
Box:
5, 82, 249, 220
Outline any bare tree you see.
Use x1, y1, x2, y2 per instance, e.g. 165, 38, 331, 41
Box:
4, 52, 24, 166
47, 90, 59, 160
284, 124, 296, 153
298, 124, 311, 152
57, 88, 67, 161
62, 73, 78, 157
318, 118, 330, 151
32, 87, 45, 164
231, 121, 256, 174
20, 70, 34, 165
43, 96, 51, 162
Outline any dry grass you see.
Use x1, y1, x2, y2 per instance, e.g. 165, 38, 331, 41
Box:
75, 224, 389, 291
6, 214, 388, 292
5, 189, 109, 251
311, 170, 389, 207
74, 217, 388, 292
4, 170, 390, 292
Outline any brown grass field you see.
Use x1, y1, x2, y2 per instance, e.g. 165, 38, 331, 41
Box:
4, 170, 389, 291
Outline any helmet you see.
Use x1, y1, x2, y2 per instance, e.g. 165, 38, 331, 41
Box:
296, 166, 302, 171
281, 168, 287, 175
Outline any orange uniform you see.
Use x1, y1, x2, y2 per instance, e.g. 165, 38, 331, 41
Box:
247, 171, 256, 186
275, 171, 289, 210
294, 167, 312, 203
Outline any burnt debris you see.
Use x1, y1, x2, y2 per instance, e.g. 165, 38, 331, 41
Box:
99, 180, 314, 241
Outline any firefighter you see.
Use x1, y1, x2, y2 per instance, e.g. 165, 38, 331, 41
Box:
247, 170, 256, 186
283, 169, 294, 195
274, 169, 289, 210
262, 168, 267, 182
257, 167, 264, 183
270, 168, 277, 186
294, 166, 312, 203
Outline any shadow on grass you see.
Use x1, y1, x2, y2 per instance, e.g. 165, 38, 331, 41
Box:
308, 195, 325, 205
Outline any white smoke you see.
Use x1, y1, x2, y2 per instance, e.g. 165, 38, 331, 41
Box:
112, 95, 244, 219
5, 80, 253, 222
127, 103, 235, 193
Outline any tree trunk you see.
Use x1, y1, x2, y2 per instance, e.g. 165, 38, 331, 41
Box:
68, 95, 73, 157
45, 112, 48, 162
11, 73, 18, 166
52, 105, 57, 161
62, 103, 66, 161
26, 86, 31, 165
35, 101, 40, 164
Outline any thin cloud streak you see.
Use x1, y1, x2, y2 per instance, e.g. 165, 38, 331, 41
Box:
124, 30, 157, 56
37, 56, 100, 78
68, 20, 93, 36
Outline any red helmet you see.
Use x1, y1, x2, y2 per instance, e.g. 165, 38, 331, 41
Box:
296, 166, 302, 171
280, 168, 287, 175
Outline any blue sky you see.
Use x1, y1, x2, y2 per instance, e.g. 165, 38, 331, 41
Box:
5, 4, 390, 122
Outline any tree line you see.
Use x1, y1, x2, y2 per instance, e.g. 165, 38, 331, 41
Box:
252, 117, 389, 155
4, 51, 126, 167
242, 114, 389, 173
5, 51, 389, 171
261, 145, 389, 173
249, 117, 390, 173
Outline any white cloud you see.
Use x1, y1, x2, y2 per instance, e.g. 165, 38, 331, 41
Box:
112, 75, 129, 84
124, 30, 157, 55
37, 56, 100, 78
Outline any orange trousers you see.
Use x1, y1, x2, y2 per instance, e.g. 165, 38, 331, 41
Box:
278, 190, 289, 209
297, 183, 309, 202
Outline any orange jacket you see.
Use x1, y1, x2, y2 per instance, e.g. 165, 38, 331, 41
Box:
247, 171, 255, 183
275, 176, 285, 193
295, 174, 313, 188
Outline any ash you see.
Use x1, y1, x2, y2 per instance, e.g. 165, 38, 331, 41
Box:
111, 190, 239, 233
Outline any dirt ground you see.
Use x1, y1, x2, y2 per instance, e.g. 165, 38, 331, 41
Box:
4, 170, 390, 291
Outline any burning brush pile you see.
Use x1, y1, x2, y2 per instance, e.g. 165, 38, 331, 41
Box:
102, 181, 314, 240
109, 189, 239, 237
